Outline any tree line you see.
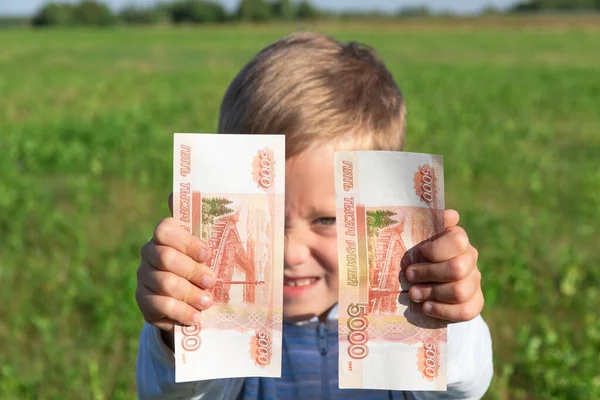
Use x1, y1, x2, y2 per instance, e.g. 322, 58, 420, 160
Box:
511, 0, 600, 12
32, 0, 318, 26
29, 0, 600, 27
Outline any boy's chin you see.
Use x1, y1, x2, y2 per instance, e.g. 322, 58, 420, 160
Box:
282, 302, 337, 323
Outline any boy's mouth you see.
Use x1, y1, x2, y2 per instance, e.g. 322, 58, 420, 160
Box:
284, 277, 318, 287
283, 276, 320, 297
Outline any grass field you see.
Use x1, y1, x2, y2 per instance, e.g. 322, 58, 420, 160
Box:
1, 18, 599, 399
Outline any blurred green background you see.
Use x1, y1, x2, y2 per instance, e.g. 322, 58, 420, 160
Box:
1, 1, 600, 399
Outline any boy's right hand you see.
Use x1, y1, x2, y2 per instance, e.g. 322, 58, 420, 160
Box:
136, 212, 216, 335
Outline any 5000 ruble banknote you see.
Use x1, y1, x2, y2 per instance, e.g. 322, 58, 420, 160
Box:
335, 151, 447, 391
173, 133, 285, 382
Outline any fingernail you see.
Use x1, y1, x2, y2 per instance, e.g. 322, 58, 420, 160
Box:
423, 302, 433, 314
193, 312, 202, 323
411, 288, 423, 302
199, 294, 212, 308
198, 247, 208, 261
201, 274, 214, 288
406, 269, 416, 282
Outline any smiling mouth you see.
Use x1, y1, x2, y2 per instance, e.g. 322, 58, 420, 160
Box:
284, 277, 319, 287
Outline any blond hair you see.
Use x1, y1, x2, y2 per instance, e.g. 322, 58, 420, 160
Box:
218, 32, 406, 157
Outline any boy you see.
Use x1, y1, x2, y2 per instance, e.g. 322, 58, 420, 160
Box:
136, 32, 492, 399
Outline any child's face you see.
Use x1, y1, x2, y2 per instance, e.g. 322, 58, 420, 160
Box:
283, 144, 339, 321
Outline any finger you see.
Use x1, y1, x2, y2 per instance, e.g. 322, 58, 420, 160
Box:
168, 192, 173, 217
152, 218, 211, 264
142, 269, 214, 311
420, 288, 484, 322
421, 225, 470, 262
443, 209, 459, 228
409, 271, 480, 304
406, 251, 476, 283
136, 284, 203, 327
141, 241, 216, 289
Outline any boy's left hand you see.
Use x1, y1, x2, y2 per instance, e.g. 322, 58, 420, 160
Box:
405, 209, 483, 322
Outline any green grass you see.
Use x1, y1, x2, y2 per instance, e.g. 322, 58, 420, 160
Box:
1, 20, 599, 399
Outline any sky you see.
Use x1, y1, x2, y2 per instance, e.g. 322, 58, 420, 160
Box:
0, 0, 521, 17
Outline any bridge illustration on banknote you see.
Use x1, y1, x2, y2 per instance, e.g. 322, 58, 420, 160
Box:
201, 200, 266, 305
366, 209, 411, 315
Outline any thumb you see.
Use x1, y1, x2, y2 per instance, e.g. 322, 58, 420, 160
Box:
168, 192, 173, 217
443, 209, 459, 228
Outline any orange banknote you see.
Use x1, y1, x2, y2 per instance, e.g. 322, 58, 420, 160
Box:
173, 134, 285, 382
335, 151, 448, 391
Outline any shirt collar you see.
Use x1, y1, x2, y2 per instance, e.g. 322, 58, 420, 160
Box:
286, 303, 339, 326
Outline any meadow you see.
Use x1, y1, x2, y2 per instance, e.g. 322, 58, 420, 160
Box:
0, 17, 599, 399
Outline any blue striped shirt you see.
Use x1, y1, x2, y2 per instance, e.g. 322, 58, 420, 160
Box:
137, 308, 493, 399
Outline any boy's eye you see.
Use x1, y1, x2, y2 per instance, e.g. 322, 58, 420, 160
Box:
314, 217, 336, 226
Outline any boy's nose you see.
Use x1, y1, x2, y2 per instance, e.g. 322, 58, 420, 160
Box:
283, 233, 310, 269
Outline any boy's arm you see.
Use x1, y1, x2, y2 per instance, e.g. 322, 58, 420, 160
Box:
407, 315, 493, 400
136, 322, 245, 400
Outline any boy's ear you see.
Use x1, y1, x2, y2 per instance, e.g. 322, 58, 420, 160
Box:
168, 192, 174, 217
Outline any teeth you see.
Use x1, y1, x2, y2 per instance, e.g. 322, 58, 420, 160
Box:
285, 278, 317, 287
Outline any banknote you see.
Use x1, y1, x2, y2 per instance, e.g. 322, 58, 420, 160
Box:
173, 133, 285, 382
334, 151, 448, 391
